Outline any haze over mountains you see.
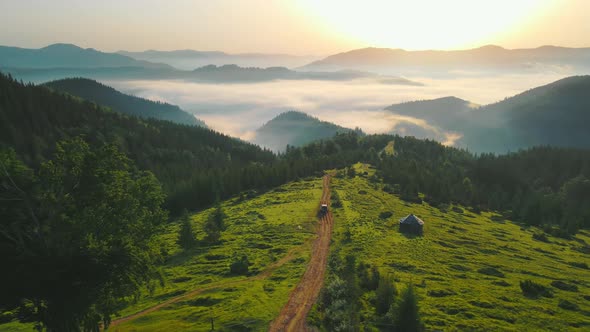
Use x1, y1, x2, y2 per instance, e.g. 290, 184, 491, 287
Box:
0, 43, 171, 69
0, 43, 419, 85
302, 45, 590, 75
118, 49, 320, 70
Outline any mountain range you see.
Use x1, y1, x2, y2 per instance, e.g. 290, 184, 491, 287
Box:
0, 44, 419, 85
44, 78, 206, 127
118, 49, 320, 70
302, 45, 590, 75
0, 43, 171, 69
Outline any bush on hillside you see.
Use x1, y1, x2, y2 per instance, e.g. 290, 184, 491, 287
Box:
520, 280, 553, 298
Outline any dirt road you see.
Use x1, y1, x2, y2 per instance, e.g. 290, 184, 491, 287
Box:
268, 175, 334, 332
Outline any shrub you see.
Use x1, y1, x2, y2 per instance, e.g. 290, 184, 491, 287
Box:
558, 299, 579, 311
478, 267, 505, 278
568, 261, 588, 269
532, 232, 549, 242
550, 280, 578, 292
519, 280, 553, 298
379, 211, 393, 220
427, 289, 455, 297
229, 255, 250, 275
452, 206, 464, 213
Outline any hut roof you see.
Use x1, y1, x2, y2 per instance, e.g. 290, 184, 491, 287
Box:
399, 214, 424, 225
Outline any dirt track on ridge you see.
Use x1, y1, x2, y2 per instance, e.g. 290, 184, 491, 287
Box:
268, 175, 334, 332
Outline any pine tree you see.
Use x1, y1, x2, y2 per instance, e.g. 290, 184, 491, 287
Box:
375, 275, 397, 316
177, 210, 197, 249
203, 203, 226, 243
390, 284, 422, 332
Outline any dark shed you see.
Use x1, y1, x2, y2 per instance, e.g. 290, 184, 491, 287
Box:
399, 214, 424, 235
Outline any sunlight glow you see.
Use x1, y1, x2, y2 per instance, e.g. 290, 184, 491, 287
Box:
297, 0, 556, 50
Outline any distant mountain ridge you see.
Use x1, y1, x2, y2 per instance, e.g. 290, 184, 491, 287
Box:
253, 111, 362, 151
0, 43, 171, 69
118, 49, 320, 70
44, 78, 206, 127
3, 63, 422, 85
302, 45, 590, 73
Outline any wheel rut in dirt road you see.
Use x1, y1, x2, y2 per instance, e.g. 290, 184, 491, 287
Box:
268, 175, 334, 332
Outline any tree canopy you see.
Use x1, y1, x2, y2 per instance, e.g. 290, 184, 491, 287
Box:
0, 138, 167, 331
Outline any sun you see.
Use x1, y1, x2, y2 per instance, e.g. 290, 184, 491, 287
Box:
296, 0, 556, 50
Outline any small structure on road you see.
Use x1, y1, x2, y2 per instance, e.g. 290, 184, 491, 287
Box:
399, 214, 424, 235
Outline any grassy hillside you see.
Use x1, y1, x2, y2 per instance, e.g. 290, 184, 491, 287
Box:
108, 178, 323, 331
321, 163, 590, 330
44, 78, 206, 127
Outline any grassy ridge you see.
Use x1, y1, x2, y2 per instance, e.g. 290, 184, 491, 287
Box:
327, 163, 590, 330
109, 178, 322, 331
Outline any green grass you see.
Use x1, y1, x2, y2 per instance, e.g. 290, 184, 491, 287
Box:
328, 164, 590, 331
109, 178, 323, 331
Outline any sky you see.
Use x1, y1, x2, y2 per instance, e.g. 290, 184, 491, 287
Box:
1, 0, 589, 55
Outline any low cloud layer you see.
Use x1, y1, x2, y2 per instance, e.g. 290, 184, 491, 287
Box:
109, 72, 572, 147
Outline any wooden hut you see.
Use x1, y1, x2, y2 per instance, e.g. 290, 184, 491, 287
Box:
399, 214, 424, 235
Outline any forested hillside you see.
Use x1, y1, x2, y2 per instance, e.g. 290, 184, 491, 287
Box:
44, 78, 206, 127
254, 111, 362, 151
0, 72, 371, 214
460, 75, 590, 152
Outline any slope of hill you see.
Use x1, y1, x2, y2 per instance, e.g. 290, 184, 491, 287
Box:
0, 71, 275, 213
253, 111, 361, 151
302, 45, 590, 73
0, 43, 170, 69
385, 96, 477, 131
44, 78, 206, 127
382, 76, 590, 153
459, 75, 590, 152
385, 96, 478, 141
318, 164, 590, 331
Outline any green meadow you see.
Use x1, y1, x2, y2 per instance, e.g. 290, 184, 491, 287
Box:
109, 178, 322, 331
326, 163, 590, 331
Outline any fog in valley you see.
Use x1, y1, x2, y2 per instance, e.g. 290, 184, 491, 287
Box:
109, 71, 572, 149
